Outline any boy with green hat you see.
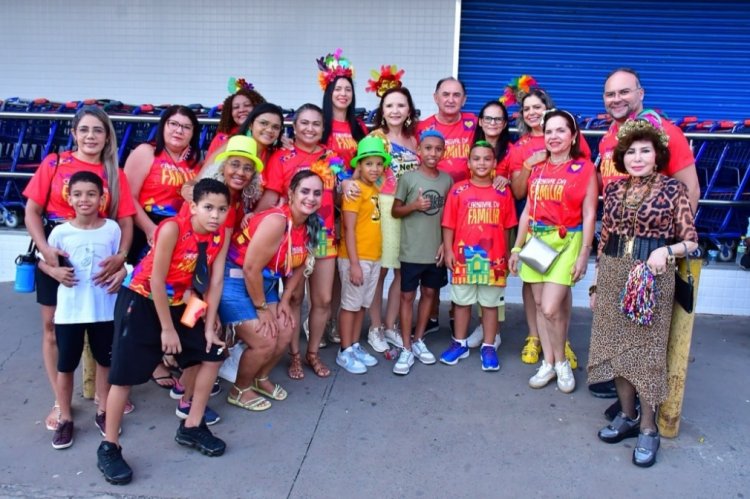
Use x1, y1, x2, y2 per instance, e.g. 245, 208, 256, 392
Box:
336, 136, 390, 374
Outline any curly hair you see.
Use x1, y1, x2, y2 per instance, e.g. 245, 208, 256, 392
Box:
613, 125, 671, 174
217, 88, 266, 134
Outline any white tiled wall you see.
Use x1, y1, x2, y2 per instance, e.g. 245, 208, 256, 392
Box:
0, 0, 457, 115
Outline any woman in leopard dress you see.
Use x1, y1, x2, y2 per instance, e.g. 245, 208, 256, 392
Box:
587, 117, 698, 467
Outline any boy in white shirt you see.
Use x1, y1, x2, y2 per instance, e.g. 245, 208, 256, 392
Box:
47, 171, 122, 450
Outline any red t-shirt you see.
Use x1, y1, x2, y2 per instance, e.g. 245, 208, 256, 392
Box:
227, 206, 309, 278
125, 214, 226, 305
496, 156, 511, 178
526, 158, 595, 228
598, 119, 695, 190
23, 151, 136, 221
207, 132, 229, 158
325, 119, 367, 170
417, 113, 478, 183
442, 180, 517, 287
178, 192, 243, 233
265, 146, 340, 258
138, 149, 200, 217
507, 133, 592, 176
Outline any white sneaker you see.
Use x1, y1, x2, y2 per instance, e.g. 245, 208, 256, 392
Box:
529, 360, 556, 389
367, 326, 389, 353
467, 324, 502, 349
393, 349, 415, 375
326, 319, 341, 344
383, 327, 404, 348
336, 348, 367, 374
411, 340, 436, 365
218, 342, 246, 383
303, 318, 327, 348
352, 342, 378, 367
555, 360, 576, 393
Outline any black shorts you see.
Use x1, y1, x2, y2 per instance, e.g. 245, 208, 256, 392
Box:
401, 262, 448, 293
55, 321, 114, 372
108, 287, 223, 386
36, 265, 59, 306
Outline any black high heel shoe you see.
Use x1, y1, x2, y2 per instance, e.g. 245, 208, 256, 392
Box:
632, 429, 660, 467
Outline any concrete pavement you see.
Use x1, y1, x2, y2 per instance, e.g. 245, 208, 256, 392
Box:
0, 282, 748, 498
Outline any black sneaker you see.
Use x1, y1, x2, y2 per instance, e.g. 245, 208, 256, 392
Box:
589, 380, 618, 399
424, 318, 440, 336
97, 441, 133, 485
52, 420, 74, 449
175, 420, 226, 457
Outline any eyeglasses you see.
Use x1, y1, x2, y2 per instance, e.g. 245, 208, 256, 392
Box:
482, 116, 505, 125
255, 119, 282, 132
166, 120, 194, 132
226, 160, 255, 174
603, 88, 640, 99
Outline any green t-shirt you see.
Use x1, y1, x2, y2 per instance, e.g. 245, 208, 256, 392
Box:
394, 169, 453, 264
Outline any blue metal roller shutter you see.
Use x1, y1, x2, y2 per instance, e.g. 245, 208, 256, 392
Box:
458, 0, 750, 121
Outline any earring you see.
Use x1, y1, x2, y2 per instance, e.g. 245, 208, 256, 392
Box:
380, 118, 386, 127
406, 117, 412, 127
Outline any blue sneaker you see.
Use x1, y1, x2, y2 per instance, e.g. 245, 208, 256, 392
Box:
480, 345, 500, 372
175, 400, 221, 426
440, 340, 469, 365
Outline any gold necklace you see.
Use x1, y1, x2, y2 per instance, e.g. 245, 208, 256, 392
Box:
619, 174, 657, 256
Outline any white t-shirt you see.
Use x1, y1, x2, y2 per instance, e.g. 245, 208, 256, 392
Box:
47, 219, 121, 324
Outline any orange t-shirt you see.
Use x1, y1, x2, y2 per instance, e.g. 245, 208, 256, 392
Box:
325, 119, 366, 170
23, 151, 136, 221
598, 119, 695, 191
417, 113, 478, 183
227, 206, 309, 279
138, 149, 200, 217
125, 214, 226, 305
526, 158, 595, 228
265, 146, 341, 258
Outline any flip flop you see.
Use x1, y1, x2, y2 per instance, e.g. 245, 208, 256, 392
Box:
151, 374, 177, 390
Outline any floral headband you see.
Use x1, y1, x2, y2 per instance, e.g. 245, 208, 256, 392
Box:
316, 49, 354, 91
227, 77, 255, 94
499, 74, 539, 106
617, 109, 670, 147
366, 64, 405, 97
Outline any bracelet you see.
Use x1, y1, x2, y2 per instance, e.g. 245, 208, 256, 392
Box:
588, 284, 597, 296
666, 246, 676, 265
510, 247, 522, 254
522, 162, 532, 171
254, 301, 268, 311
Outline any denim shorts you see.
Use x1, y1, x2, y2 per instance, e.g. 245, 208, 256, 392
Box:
218, 262, 280, 325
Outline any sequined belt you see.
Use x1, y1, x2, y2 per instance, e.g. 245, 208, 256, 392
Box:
604, 234, 671, 261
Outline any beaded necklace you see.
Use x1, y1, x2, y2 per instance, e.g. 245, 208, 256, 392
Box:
619, 174, 658, 257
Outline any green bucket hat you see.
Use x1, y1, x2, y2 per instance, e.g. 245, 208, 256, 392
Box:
350, 136, 392, 169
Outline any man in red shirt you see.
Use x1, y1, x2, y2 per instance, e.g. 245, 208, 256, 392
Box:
417, 77, 478, 183
598, 68, 700, 212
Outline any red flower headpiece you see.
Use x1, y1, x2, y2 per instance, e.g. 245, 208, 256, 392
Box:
366, 65, 405, 97
316, 49, 354, 91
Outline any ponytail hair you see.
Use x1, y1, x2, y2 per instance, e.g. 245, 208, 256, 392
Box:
72, 106, 119, 219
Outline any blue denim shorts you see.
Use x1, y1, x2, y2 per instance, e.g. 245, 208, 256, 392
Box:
218, 262, 280, 325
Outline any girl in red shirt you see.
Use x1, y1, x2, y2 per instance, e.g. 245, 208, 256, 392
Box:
256, 104, 342, 380
23, 106, 135, 432
205, 78, 265, 158
509, 109, 598, 394
219, 170, 323, 410
321, 76, 367, 168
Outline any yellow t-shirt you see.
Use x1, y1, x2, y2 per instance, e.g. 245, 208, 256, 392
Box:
339, 180, 381, 261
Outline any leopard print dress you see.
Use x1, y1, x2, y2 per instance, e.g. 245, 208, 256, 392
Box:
587, 174, 697, 408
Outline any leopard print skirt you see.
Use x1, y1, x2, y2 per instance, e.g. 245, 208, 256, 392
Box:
587, 254, 675, 408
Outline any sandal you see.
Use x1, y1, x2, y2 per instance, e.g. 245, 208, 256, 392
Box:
227, 385, 271, 412
288, 352, 305, 380
45, 402, 60, 431
305, 352, 331, 378
251, 377, 288, 401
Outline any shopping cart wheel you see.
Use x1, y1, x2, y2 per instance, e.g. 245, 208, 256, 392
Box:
718, 243, 734, 262
2, 209, 19, 229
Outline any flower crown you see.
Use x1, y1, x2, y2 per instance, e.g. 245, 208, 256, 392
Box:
366, 65, 405, 97
316, 49, 354, 91
617, 109, 670, 147
499, 74, 539, 106
227, 77, 255, 94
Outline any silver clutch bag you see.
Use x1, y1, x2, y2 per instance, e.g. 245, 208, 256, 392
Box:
519, 235, 561, 274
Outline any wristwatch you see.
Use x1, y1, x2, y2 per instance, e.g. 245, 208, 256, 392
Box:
255, 301, 268, 311
666, 246, 676, 265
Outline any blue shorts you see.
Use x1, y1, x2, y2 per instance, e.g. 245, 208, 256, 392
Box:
218, 262, 280, 325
